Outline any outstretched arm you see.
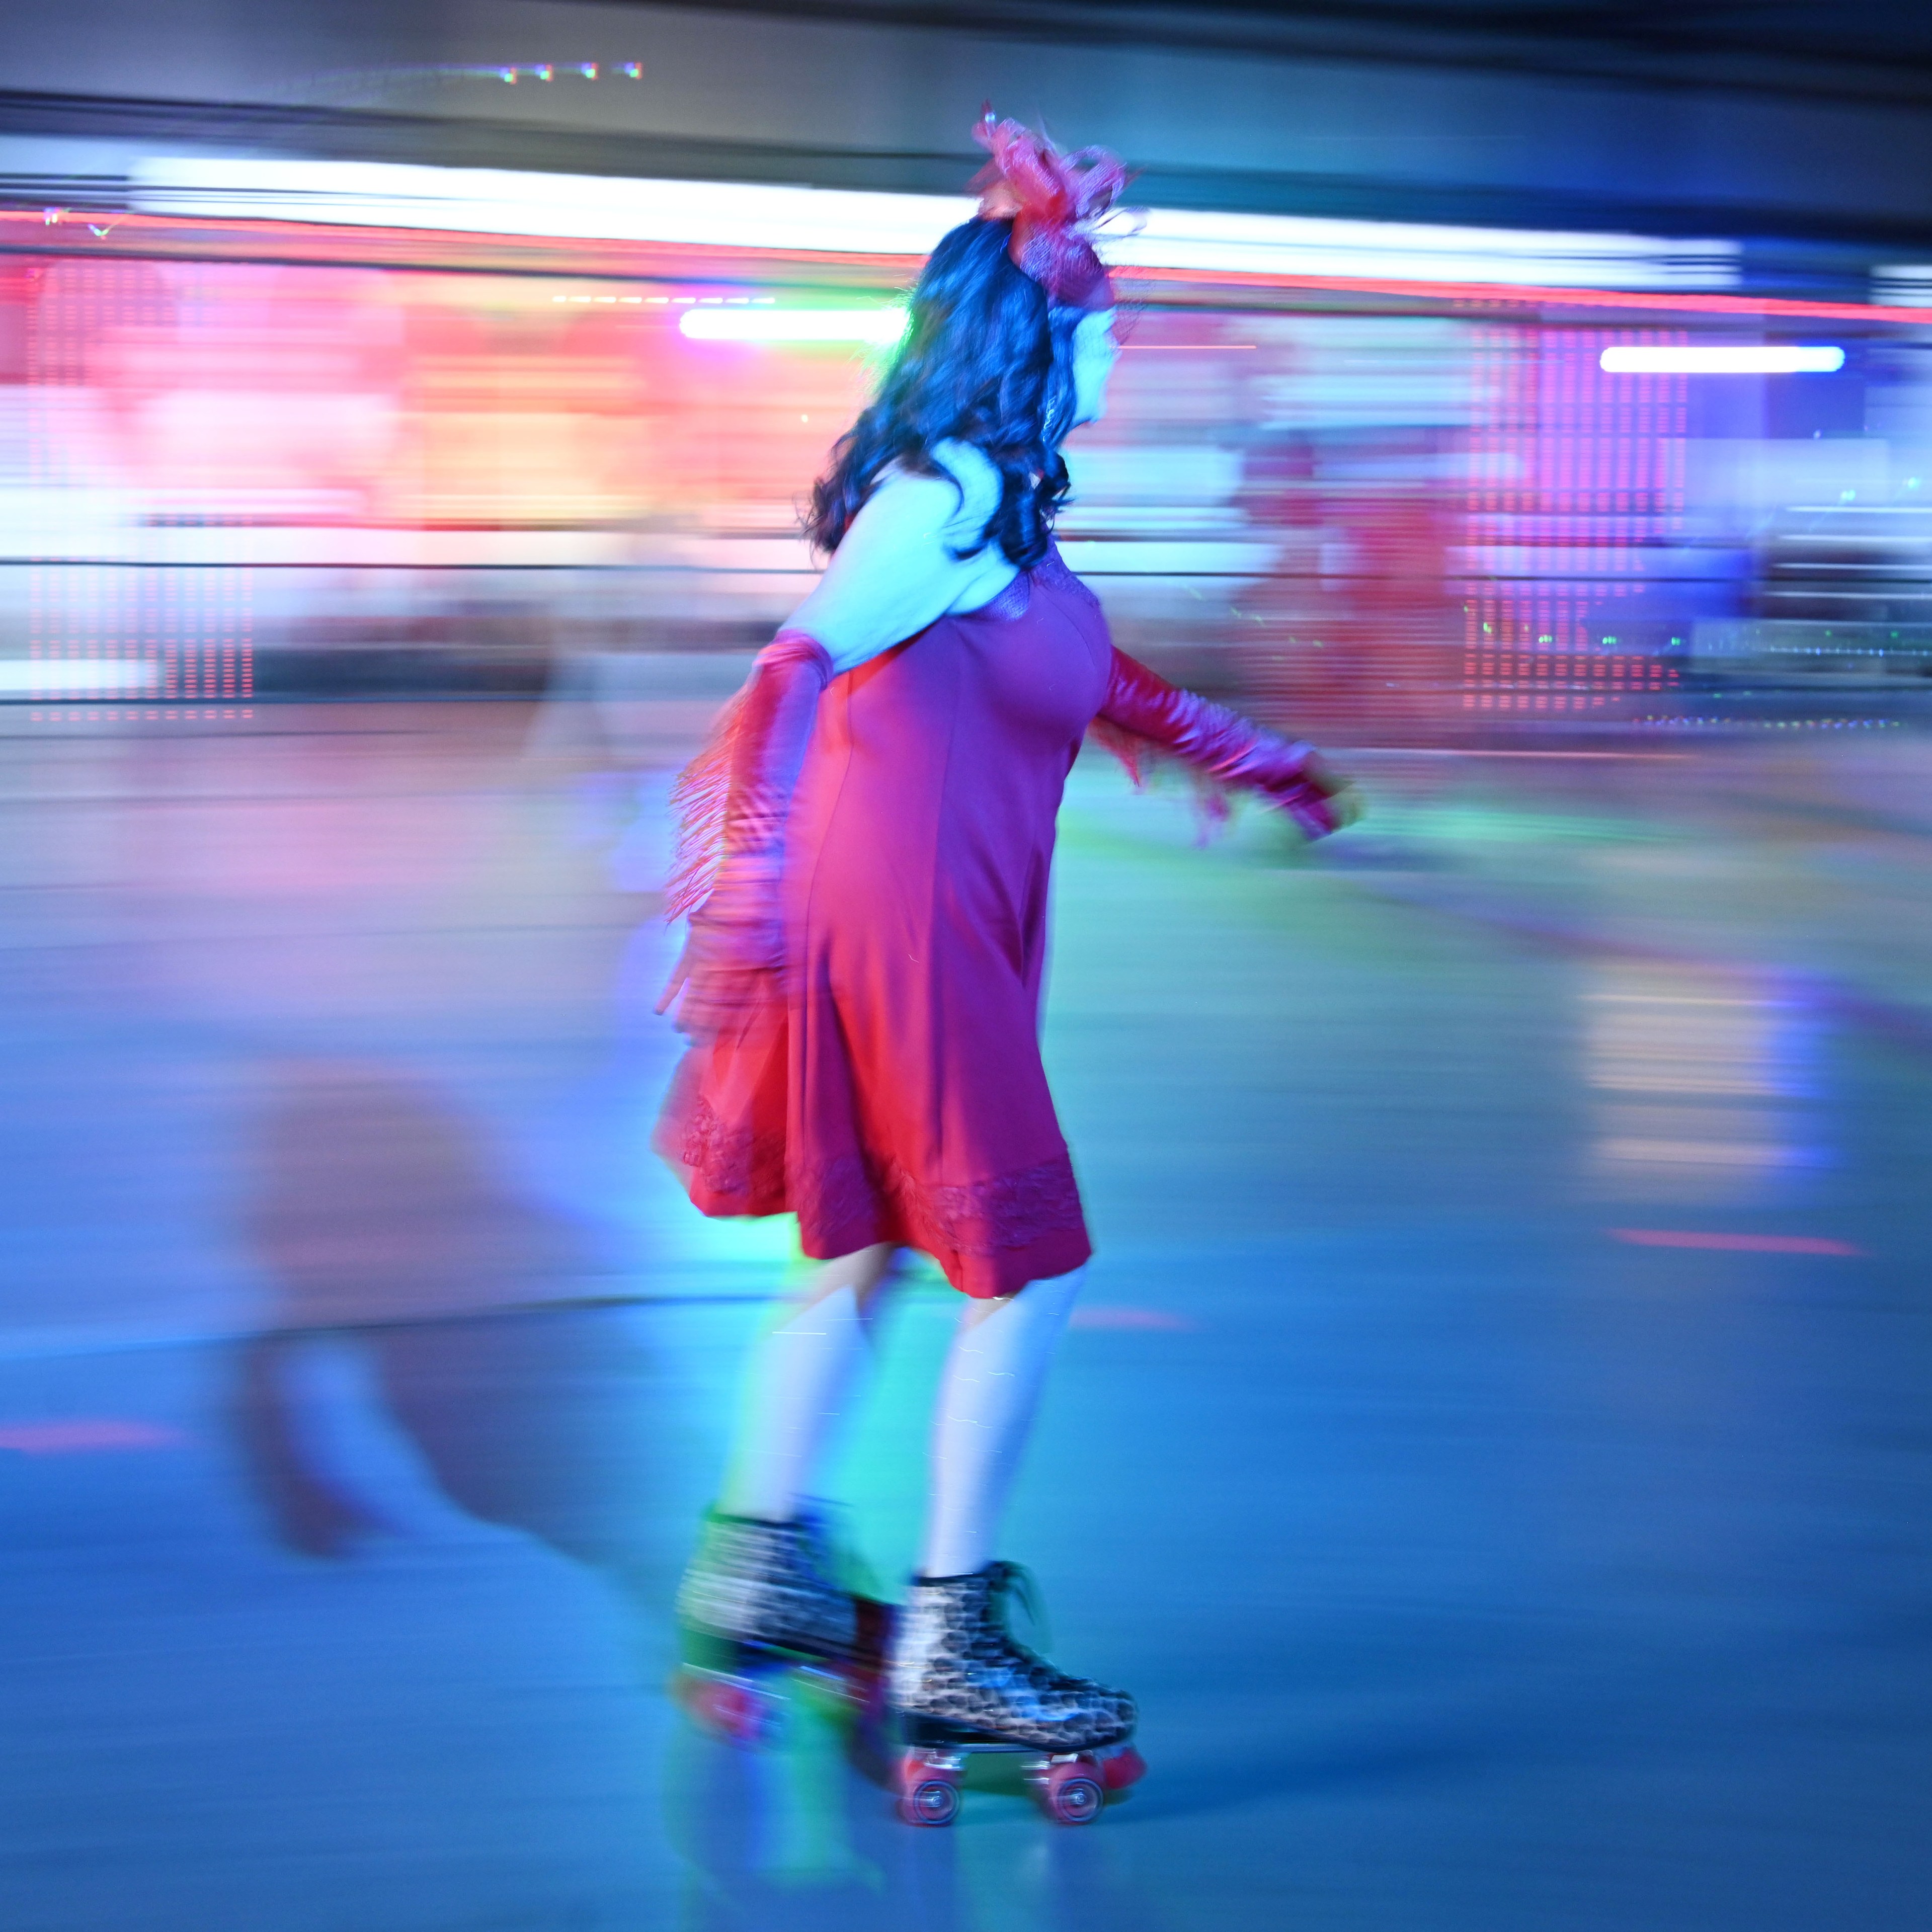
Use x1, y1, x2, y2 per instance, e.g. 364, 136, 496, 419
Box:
1095, 648, 1354, 839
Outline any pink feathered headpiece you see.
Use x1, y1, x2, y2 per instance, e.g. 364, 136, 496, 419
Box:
970, 112, 1125, 311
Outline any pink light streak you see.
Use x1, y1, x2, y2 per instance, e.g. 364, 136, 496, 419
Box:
1069, 1306, 1197, 1331
1609, 1229, 1865, 1256
0, 1419, 186, 1455
4, 208, 1930, 328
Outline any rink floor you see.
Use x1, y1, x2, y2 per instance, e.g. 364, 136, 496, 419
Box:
4, 701, 1929, 1932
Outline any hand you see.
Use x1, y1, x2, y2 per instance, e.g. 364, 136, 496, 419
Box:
656, 919, 783, 1041
653, 936, 692, 1019
1095, 650, 1359, 839
1269, 753, 1360, 840
659, 628, 829, 1035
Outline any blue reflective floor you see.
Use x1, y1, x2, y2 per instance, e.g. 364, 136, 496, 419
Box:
3, 704, 1930, 1931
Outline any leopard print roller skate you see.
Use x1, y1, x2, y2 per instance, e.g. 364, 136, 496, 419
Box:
672, 1507, 892, 1747
888, 1561, 1145, 1825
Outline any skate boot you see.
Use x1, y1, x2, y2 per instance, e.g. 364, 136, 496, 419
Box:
888, 1561, 1146, 1826
673, 1507, 892, 1747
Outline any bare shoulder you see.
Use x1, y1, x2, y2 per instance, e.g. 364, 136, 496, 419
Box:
854, 464, 968, 539
788, 449, 1010, 672
929, 439, 1003, 547
856, 442, 1001, 551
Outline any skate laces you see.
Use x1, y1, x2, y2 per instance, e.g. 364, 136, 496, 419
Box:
985, 1560, 1055, 1659
796, 1500, 882, 1601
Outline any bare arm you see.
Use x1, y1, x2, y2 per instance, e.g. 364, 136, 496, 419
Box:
659, 446, 1017, 1030
788, 443, 1018, 673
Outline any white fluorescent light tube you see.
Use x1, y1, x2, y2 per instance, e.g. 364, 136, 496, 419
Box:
130, 158, 1739, 292
133, 157, 973, 256
1874, 266, 1932, 305
1108, 208, 1738, 291
679, 307, 906, 343
0, 660, 158, 692
1600, 345, 1845, 374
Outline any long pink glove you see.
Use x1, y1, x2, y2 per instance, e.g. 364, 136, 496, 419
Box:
1094, 648, 1351, 839
659, 629, 833, 1038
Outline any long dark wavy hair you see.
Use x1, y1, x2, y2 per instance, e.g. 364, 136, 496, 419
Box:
804, 217, 1083, 568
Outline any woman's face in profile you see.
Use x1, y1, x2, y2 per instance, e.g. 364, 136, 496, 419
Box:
1071, 309, 1120, 427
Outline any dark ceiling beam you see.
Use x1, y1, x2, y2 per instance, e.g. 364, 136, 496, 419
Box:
8, 86, 1932, 255
564, 0, 1932, 105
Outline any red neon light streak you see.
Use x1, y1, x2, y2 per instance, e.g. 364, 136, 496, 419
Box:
4, 207, 1931, 325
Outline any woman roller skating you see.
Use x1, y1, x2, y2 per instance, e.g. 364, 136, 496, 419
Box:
658, 113, 1352, 1825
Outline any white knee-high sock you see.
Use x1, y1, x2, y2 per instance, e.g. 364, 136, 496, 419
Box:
716, 1248, 895, 1522
918, 1266, 1084, 1579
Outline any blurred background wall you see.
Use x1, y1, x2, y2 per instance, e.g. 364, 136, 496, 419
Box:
7, 0, 1932, 744
8, 0, 1932, 239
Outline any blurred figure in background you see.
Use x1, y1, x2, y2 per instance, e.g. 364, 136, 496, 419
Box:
1237, 421, 1456, 744
653, 116, 1352, 1821
237, 1058, 660, 1620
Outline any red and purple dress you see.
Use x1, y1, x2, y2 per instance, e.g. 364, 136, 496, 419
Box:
657, 544, 1340, 1299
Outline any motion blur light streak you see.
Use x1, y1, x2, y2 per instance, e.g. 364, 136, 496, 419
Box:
132, 157, 974, 256
1873, 266, 1932, 304
1600, 345, 1847, 373
1609, 1230, 1866, 1255
1582, 964, 1823, 1191
129, 157, 1735, 291
678, 307, 908, 344
1112, 208, 1737, 290
4, 240, 1925, 734
0, 661, 157, 692
0, 1420, 185, 1454
1066, 1306, 1198, 1331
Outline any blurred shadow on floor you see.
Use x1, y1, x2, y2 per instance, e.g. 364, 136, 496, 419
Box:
233, 1057, 661, 1617
664, 1708, 1171, 1932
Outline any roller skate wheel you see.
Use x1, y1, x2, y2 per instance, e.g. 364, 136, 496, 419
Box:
1039, 1759, 1105, 1826
674, 1669, 779, 1748
896, 1751, 962, 1827
1100, 1744, 1147, 1792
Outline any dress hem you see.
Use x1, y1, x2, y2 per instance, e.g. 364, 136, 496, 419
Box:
656, 1074, 1091, 1299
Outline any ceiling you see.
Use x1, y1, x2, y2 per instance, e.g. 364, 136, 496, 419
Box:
583, 0, 1932, 101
